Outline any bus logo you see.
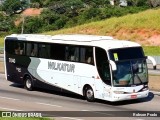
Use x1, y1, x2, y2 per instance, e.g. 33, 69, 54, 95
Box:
133, 89, 135, 93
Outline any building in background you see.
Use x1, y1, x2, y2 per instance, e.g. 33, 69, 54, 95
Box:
0, 0, 5, 5
110, 0, 127, 6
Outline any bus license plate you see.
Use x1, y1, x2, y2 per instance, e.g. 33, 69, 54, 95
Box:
131, 95, 137, 99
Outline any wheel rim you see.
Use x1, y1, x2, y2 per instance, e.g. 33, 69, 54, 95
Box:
86, 89, 93, 99
26, 79, 31, 89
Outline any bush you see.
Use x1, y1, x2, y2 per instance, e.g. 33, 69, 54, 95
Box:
15, 16, 43, 34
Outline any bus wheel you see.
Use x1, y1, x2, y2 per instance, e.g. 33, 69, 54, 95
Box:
84, 86, 94, 102
24, 76, 33, 91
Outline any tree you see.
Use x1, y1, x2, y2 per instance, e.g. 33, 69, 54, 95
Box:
148, 0, 160, 7
127, 0, 148, 6
2, 0, 28, 15
0, 13, 15, 32
41, 9, 59, 25
30, 0, 46, 8
82, 0, 110, 7
21, 16, 43, 33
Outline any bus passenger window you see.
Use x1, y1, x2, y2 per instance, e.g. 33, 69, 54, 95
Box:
85, 48, 93, 64
14, 42, 25, 55
31, 44, 38, 57
26, 43, 38, 57
80, 47, 93, 65
39, 44, 50, 58
15, 43, 20, 54
66, 46, 79, 62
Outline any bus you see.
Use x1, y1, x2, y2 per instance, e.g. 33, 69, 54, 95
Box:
4, 34, 156, 102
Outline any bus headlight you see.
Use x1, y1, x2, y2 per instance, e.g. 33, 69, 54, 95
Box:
142, 87, 148, 91
113, 91, 125, 94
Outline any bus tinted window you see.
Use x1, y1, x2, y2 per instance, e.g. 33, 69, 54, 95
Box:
109, 47, 145, 61
80, 47, 93, 65
6, 40, 25, 55
50, 44, 65, 60
26, 43, 38, 57
39, 44, 50, 58
65, 46, 79, 62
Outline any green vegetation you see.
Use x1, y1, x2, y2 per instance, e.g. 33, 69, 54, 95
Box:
43, 8, 160, 46
143, 46, 160, 56
43, 8, 160, 35
0, 0, 155, 34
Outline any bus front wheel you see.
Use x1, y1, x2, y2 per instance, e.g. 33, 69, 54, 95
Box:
24, 76, 33, 91
84, 86, 94, 102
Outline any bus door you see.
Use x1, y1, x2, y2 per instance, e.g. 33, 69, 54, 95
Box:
95, 47, 112, 99
73, 75, 81, 94
5, 40, 27, 83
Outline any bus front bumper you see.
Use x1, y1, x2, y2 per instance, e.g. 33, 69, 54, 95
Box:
110, 90, 149, 102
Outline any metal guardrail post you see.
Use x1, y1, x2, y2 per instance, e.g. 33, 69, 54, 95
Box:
0, 54, 4, 62
0, 47, 4, 54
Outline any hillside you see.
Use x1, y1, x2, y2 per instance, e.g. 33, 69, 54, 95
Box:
44, 8, 160, 46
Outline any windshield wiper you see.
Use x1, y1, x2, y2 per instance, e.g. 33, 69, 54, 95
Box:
133, 74, 143, 84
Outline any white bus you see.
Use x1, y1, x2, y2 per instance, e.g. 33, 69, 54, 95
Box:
4, 34, 156, 102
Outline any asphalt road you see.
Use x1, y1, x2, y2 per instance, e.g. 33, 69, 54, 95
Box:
0, 73, 160, 120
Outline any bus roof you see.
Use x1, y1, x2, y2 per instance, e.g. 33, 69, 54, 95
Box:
5, 34, 141, 50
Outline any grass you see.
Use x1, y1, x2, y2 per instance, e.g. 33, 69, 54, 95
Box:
143, 46, 160, 56
43, 8, 160, 35
0, 37, 4, 47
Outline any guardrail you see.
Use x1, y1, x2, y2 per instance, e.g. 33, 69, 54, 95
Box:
0, 54, 3, 62
0, 47, 3, 54
147, 56, 160, 65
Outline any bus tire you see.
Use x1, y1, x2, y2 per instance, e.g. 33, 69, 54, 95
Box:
84, 86, 94, 102
24, 76, 33, 91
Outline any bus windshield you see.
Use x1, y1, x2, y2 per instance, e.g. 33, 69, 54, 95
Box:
108, 47, 148, 87
112, 59, 148, 87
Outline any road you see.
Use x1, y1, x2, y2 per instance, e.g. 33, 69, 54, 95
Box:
0, 73, 160, 120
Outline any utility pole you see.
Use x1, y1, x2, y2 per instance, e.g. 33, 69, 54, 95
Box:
28, 0, 30, 8
21, 15, 25, 34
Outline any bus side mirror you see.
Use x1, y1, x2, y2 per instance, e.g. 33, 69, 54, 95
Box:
109, 60, 117, 71
147, 56, 157, 70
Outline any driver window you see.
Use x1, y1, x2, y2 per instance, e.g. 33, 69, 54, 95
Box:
95, 47, 111, 85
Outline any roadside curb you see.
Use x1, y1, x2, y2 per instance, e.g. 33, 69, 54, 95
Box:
150, 91, 160, 96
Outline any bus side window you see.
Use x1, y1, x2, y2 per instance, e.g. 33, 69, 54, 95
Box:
31, 44, 38, 57
5, 40, 15, 54
27, 43, 38, 57
66, 46, 79, 62
14, 42, 25, 55
39, 44, 50, 58
80, 47, 94, 65
85, 48, 93, 64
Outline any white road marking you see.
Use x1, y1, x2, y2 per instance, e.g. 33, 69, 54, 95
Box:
0, 106, 22, 111
81, 110, 113, 116
135, 119, 145, 120
81, 110, 89, 111
0, 96, 20, 101
60, 117, 84, 120
36, 102, 62, 108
